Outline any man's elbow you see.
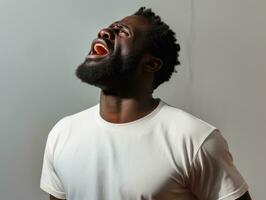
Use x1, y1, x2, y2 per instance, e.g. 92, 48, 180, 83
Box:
49, 194, 66, 200
236, 191, 252, 200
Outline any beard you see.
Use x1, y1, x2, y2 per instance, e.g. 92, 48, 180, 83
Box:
75, 50, 143, 95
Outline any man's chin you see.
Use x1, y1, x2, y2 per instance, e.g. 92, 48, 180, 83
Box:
75, 52, 141, 93
75, 55, 122, 87
75, 66, 131, 94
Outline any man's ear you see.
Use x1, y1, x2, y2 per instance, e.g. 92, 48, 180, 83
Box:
143, 54, 163, 73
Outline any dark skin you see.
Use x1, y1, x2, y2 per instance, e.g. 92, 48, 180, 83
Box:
49, 15, 252, 200
95, 15, 162, 124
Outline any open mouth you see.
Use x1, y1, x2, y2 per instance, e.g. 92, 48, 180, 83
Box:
86, 38, 111, 60
92, 43, 109, 56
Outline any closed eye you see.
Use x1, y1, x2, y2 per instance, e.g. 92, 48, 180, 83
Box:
109, 23, 131, 37
119, 29, 130, 36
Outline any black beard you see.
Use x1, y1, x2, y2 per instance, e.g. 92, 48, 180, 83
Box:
75, 51, 143, 95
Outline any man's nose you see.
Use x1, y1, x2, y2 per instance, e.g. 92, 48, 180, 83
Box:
98, 28, 115, 41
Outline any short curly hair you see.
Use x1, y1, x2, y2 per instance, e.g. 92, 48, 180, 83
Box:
133, 7, 181, 90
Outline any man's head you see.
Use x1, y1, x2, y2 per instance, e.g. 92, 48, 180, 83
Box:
75, 7, 180, 96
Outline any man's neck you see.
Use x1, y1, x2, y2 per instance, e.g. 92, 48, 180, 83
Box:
98, 91, 159, 124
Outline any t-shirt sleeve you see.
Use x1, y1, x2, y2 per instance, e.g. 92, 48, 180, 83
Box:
40, 118, 67, 199
188, 129, 249, 200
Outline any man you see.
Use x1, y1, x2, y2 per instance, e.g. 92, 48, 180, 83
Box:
40, 7, 252, 200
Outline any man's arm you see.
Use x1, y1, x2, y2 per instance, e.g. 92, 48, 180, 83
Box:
49, 194, 66, 200
48, 192, 251, 200
48, 191, 251, 200
188, 129, 251, 200
236, 191, 252, 200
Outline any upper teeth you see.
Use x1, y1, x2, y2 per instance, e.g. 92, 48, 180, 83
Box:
94, 43, 108, 51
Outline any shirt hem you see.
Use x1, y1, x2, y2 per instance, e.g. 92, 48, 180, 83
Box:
40, 180, 66, 199
218, 182, 249, 200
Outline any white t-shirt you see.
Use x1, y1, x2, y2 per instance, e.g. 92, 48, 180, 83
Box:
40, 98, 248, 200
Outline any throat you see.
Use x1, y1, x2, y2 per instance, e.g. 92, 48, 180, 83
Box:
98, 97, 160, 124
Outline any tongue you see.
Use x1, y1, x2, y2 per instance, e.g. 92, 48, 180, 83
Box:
94, 45, 108, 55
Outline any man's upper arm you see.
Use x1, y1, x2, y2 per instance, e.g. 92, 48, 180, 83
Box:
236, 191, 252, 200
188, 129, 249, 200
40, 117, 68, 199
49, 194, 66, 200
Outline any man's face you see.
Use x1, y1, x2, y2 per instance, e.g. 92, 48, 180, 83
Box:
75, 15, 151, 93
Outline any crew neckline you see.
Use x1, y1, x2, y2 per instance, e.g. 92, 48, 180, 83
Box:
95, 98, 165, 129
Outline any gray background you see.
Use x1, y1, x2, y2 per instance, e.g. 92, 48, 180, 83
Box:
0, 0, 265, 199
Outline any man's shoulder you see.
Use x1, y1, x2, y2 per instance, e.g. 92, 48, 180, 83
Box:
162, 103, 218, 148
49, 103, 99, 134
47, 103, 99, 144
163, 103, 216, 133
66, 103, 99, 122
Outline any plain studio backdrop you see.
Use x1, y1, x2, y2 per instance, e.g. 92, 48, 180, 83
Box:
0, 0, 265, 199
